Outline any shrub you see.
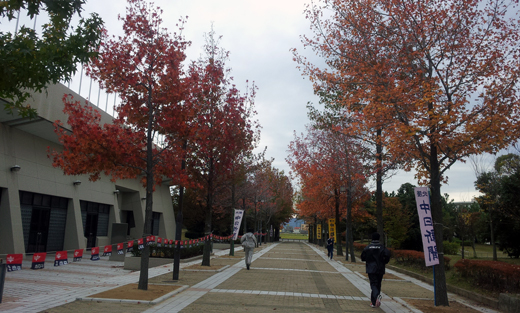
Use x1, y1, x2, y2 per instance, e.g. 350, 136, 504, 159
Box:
454, 259, 520, 294
392, 249, 451, 270
443, 241, 460, 255
353, 242, 367, 252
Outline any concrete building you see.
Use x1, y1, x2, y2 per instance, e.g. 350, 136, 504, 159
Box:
0, 83, 176, 256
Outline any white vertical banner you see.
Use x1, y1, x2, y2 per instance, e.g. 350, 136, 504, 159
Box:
232, 209, 244, 240
414, 187, 440, 267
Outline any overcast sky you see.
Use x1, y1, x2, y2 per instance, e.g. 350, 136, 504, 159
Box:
6, 0, 500, 202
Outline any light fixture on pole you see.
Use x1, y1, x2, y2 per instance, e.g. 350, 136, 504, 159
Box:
10, 165, 21, 172
73, 180, 81, 186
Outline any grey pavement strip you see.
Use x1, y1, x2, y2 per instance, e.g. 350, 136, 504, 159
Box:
210, 288, 370, 301
260, 257, 329, 262
182, 264, 230, 272
142, 244, 278, 313
251, 267, 339, 274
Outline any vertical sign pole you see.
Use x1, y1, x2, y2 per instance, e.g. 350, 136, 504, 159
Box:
433, 265, 437, 306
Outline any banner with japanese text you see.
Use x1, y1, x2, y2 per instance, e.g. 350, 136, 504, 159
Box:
414, 187, 439, 267
328, 218, 337, 243
232, 209, 244, 240
316, 224, 322, 239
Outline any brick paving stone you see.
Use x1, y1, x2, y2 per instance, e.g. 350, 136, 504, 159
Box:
0, 243, 502, 313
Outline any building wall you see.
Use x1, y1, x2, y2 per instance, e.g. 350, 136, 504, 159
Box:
0, 84, 175, 256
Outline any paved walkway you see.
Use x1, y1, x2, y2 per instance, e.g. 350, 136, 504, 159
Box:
0, 242, 499, 313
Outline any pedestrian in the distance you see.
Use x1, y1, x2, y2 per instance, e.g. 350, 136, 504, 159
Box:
361, 232, 391, 308
327, 235, 334, 260
240, 229, 257, 270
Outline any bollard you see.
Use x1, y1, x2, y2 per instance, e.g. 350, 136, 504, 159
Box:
0, 259, 6, 303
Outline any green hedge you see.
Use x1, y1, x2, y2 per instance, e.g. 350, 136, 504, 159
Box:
443, 241, 460, 255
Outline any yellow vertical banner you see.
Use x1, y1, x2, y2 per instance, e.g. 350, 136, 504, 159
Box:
316, 224, 322, 239
328, 218, 337, 242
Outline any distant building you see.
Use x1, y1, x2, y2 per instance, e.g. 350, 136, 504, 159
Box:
283, 218, 305, 232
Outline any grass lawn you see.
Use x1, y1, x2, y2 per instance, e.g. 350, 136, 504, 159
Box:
280, 233, 308, 240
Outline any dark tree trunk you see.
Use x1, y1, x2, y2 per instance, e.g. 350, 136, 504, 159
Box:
490, 214, 497, 261
138, 93, 155, 291
430, 143, 449, 306
229, 184, 236, 256
335, 188, 343, 256
376, 129, 384, 244
202, 160, 214, 266
346, 184, 355, 262
173, 141, 186, 280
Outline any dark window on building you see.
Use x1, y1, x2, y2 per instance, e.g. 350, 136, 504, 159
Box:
151, 212, 161, 236
19, 191, 69, 253
80, 201, 111, 248
125, 210, 135, 235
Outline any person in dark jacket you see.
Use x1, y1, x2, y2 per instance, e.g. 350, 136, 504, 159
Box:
326, 235, 334, 260
361, 232, 391, 308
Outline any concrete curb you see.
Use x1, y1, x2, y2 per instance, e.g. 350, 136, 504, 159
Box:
77, 284, 189, 304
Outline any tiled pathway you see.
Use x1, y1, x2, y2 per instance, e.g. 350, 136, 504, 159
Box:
0, 242, 500, 313
142, 242, 499, 313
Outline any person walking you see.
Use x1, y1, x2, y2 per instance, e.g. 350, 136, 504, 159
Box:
240, 229, 257, 270
361, 232, 391, 308
327, 235, 334, 260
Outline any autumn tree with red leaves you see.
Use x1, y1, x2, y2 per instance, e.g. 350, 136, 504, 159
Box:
295, 0, 520, 305
287, 124, 369, 260
186, 29, 259, 266
51, 0, 192, 290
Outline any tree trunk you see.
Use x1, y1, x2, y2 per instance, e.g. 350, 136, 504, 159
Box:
138, 93, 155, 291
430, 144, 449, 306
202, 161, 214, 266
471, 237, 477, 258
335, 188, 343, 256
229, 184, 236, 256
173, 141, 186, 281
173, 185, 183, 280
461, 234, 465, 259
346, 185, 355, 262
490, 214, 497, 261
242, 198, 247, 234
376, 129, 385, 245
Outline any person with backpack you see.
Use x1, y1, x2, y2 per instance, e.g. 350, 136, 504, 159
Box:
361, 232, 391, 308
240, 229, 257, 270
